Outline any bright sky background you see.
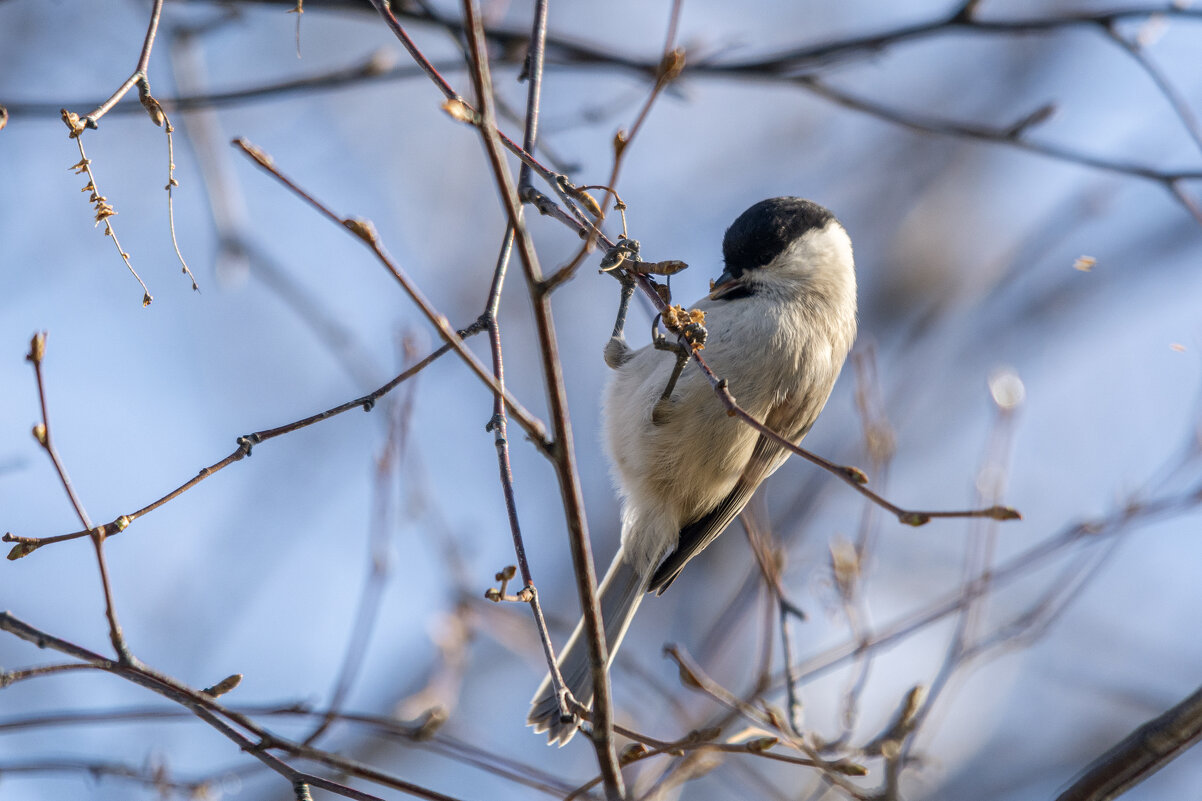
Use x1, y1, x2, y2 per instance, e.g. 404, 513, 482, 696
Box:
2, 2, 1202, 800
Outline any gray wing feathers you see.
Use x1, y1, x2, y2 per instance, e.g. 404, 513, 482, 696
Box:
527, 548, 647, 745
649, 401, 817, 594
648, 434, 782, 593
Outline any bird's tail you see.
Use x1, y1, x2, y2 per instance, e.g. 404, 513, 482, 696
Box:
527, 547, 647, 745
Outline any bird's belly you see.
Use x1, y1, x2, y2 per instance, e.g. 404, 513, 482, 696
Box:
604, 348, 765, 525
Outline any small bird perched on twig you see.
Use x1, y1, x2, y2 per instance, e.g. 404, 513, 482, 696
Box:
528, 197, 858, 745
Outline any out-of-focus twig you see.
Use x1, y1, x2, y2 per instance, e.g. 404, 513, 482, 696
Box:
1055, 683, 1202, 801
302, 337, 421, 746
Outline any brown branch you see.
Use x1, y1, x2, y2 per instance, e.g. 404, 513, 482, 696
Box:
1055, 683, 1202, 801
0, 702, 583, 797
465, 0, 571, 725
542, 0, 686, 291
230, 137, 550, 450
457, 1, 623, 794
796, 76, 1202, 225
4, 331, 470, 558
0, 662, 101, 688
0, 612, 469, 801
23, 333, 131, 661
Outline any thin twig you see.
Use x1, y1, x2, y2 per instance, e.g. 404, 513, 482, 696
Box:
0, 662, 101, 688
0, 612, 469, 801
5, 331, 475, 558
62, 131, 153, 306
542, 0, 686, 291
303, 340, 420, 746
474, 0, 572, 726
0, 758, 217, 796
163, 120, 200, 291
458, 1, 623, 794
230, 137, 550, 450
23, 334, 131, 661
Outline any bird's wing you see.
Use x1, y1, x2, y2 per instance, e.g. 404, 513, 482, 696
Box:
647, 433, 780, 594
648, 398, 816, 595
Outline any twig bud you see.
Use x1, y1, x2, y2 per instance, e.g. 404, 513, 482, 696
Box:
202, 673, 243, 698
342, 217, 378, 245
619, 743, 648, 764
138, 87, 166, 128
60, 108, 85, 138
26, 332, 46, 365
440, 97, 480, 126
745, 736, 779, 753
657, 47, 687, 87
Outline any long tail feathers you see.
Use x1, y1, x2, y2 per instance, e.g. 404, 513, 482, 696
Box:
527, 549, 647, 745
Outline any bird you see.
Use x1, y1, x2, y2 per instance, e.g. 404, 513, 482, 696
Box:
528, 197, 858, 745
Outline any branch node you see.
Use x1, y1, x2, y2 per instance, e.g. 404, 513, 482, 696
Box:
898, 511, 931, 527
342, 217, 378, 245
987, 504, 1022, 521
26, 331, 46, 365
236, 434, 261, 456
202, 672, 244, 698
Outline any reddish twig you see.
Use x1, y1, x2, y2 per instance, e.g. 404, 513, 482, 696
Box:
230, 137, 550, 450
4, 332, 473, 558
23, 333, 131, 662
458, 0, 623, 794
0, 612, 468, 801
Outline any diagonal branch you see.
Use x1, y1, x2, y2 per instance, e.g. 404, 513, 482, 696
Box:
231, 137, 550, 450
1054, 682, 1202, 801
5, 330, 475, 558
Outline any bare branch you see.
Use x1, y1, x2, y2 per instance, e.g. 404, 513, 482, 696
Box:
5, 331, 473, 558
1055, 683, 1202, 801
457, 0, 623, 793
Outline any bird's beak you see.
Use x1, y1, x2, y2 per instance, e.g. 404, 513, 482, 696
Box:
708, 268, 745, 300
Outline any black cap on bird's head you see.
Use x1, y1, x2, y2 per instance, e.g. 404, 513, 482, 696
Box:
710, 198, 840, 300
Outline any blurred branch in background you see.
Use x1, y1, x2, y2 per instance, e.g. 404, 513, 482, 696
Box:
11, 4, 1201, 221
